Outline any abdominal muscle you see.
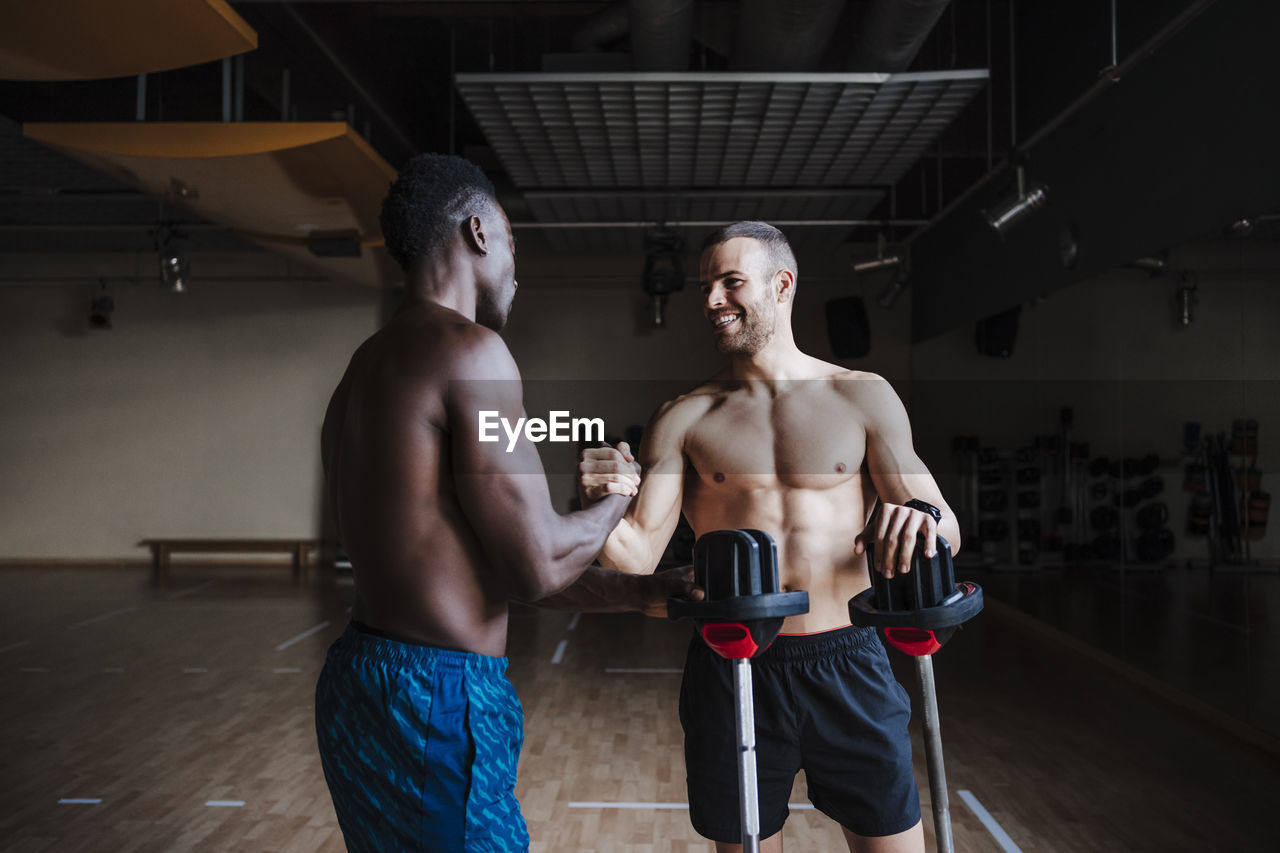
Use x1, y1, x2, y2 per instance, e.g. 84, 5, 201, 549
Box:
684, 476, 872, 634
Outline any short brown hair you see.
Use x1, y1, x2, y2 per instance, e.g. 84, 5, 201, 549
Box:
701, 221, 798, 280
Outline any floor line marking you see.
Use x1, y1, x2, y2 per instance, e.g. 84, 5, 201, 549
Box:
604, 668, 683, 674
58, 798, 102, 805
567, 802, 815, 811
551, 639, 568, 665
958, 790, 1023, 853
205, 800, 245, 807
67, 607, 137, 630
567, 613, 581, 631
569, 802, 688, 810
274, 621, 331, 652
167, 581, 215, 600
0, 640, 31, 654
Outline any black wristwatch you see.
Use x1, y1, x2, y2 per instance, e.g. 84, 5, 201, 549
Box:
904, 499, 942, 523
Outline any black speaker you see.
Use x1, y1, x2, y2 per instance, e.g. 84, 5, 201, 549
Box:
824, 296, 871, 358
974, 305, 1022, 358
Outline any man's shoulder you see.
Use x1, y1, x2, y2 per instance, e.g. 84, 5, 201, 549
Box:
390, 307, 516, 380
642, 383, 719, 445
830, 367, 887, 385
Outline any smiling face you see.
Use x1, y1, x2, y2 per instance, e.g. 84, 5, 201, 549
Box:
699, 237, 782, 355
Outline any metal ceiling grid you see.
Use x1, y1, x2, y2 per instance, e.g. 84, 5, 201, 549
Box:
455, 71, 988, 190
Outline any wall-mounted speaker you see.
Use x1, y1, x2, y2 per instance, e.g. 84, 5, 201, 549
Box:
974, 305, 1022, 358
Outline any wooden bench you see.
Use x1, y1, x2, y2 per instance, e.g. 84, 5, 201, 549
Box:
141, 538, 317, 584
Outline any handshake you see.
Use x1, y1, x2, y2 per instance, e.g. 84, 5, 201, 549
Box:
576, 441, 642, 505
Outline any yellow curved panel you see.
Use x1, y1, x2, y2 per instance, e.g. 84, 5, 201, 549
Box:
23, 121, 401, 288
0, 0, 257, 81
22, 122, 358, 160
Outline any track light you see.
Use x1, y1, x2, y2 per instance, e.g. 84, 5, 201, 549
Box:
850, 233, 901, 277
983, 166, 1048, 238
851, 254, 902, 275
642, 227, 685, 328
89, 279, 114, 329
1130, 255, 1168, 274
158, 252, 189, 293
1227, 218, 1254, 238
1175, 273, 1198, 327
154, 223, 189, 293
877, 270, 909, 309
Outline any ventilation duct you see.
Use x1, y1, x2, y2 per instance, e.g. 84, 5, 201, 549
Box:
729, 0, 847, 72
847, 0, 952, 72
629, 0, 694, 71
572, 2, 630, 53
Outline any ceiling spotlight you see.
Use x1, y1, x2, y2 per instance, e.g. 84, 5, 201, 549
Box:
983, 166, 1048, 239
642, 227, 685, 328
1227, 218, 1254, 238
89, 279, 114, 329
1130, 255, 1168, 274
154, 223, 189, 293
1175, 273, 1198, 327
1058, 224, 1080, 270
877, 270, 909, 309
159, 252, 189, 293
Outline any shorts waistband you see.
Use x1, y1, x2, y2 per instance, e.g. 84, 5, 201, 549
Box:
756, 624, 880, 663
328, 621, 508, 675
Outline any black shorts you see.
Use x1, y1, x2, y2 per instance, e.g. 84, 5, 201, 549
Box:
679, 624, 920, 843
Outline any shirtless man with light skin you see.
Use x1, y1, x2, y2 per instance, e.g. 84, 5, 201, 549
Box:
579, 221, 961, 853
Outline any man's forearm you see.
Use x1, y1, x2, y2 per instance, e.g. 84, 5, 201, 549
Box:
595, 518, 657, 575
525, 564, 645, 612
524, 491, 634, 596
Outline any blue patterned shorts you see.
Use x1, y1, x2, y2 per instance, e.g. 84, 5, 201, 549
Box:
315, 623, 530, 852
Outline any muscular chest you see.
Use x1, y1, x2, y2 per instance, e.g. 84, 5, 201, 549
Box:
685, 388, 866, 490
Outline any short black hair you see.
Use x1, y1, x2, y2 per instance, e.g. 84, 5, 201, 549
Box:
701, 221, 798, 279
379, 153, 499, 271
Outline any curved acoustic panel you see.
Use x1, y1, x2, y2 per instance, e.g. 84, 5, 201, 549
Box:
23, 122, 399, 288
0, 0, 257, 81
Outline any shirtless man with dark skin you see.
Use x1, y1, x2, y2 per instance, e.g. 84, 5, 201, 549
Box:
579, 222, 961, 853
314, 153, 694, 853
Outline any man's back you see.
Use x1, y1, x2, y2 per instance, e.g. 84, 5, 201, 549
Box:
321, 302, 507, 654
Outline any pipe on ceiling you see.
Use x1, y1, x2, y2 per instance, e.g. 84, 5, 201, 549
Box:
729, 0, 848, 72
846, 0, 952, 72
628, 0, 694, 71
571, 2, 630, 52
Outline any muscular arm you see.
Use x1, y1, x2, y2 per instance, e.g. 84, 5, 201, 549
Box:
523, 563, 699, 616
857, 376, 962, 558
586, 400, 690, 575
449, 328, 635, 601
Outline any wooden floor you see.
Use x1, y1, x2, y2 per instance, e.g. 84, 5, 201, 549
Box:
1, 565, 1278, 852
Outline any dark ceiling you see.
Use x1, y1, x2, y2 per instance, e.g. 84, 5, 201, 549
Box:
1, 0, 1274, 339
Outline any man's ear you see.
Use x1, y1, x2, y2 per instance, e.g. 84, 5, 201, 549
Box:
463, 214, 488, 255
775, 268, 796, 303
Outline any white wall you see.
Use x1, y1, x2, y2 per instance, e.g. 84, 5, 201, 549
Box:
0, 252, 381, 558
